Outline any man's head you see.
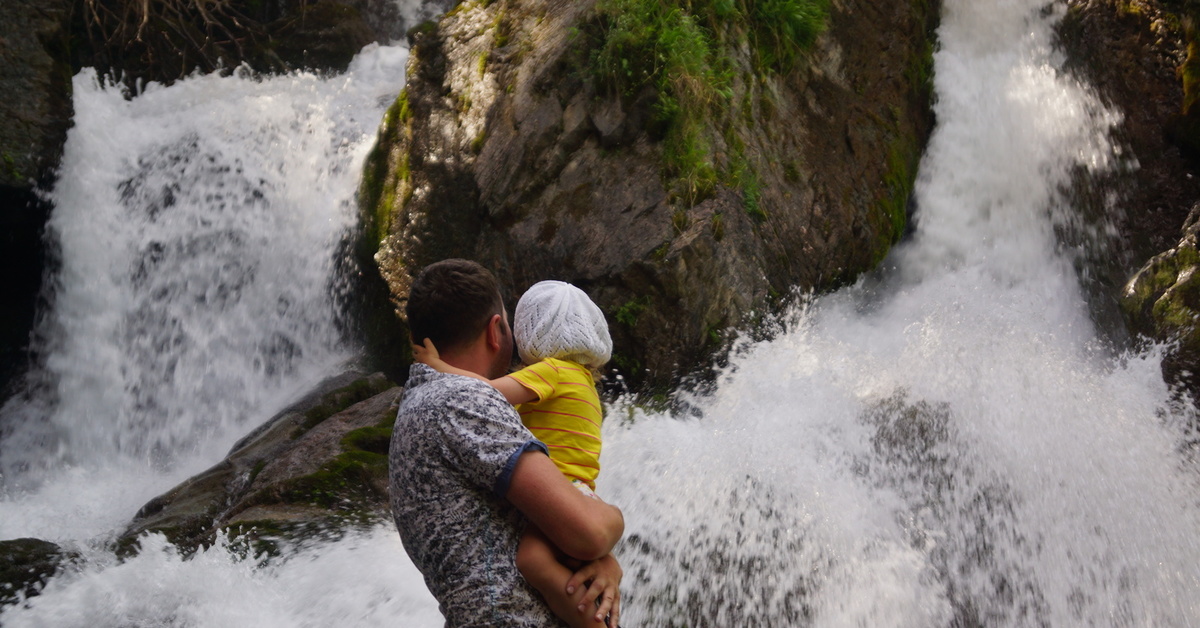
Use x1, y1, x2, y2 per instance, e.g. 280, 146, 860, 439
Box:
407, 259, 512, 376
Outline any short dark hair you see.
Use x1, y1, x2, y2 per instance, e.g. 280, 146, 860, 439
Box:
406, 259, 505, 354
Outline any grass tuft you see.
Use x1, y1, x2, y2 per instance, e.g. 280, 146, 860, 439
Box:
582, 0, 829, 211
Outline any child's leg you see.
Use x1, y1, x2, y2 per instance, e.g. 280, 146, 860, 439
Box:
517, 526, 609, 628
516, 525, 572, 601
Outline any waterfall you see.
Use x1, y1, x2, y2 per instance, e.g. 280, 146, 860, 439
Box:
2, 0, 1199, 626
0, 44, 410, 540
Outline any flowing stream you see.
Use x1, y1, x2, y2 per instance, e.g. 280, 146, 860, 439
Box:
3, 0, 1200, 625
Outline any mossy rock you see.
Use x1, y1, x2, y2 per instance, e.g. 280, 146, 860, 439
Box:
367, 0, 940, 392
0, 538, 76, 608
119, 371, 401, 557
1122, 206, 1200, 396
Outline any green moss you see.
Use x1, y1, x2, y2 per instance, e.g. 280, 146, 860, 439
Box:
612, 352, 644, 375
406, 20, 439, 41
277, 449, 389, 509
493, 9, 512, 48
249, 459, 267, 484
359, 90, 412, 248
705, 323, 722, 346
471, 129, 488, 154
580, 0, 829, 210
710, 211, 725, 241
614, 296, 652, 328
783, 159, 802, 183
397, 89, 412, 124
3, 153, 20, 181
299, 376, 394, 432
883, 140, 914, 235
671, 208, 690, 233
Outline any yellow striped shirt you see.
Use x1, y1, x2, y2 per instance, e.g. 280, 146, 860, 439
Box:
508, 358, 602, 489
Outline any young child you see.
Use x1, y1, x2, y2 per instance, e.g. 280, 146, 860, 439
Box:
412, 279, 615, 624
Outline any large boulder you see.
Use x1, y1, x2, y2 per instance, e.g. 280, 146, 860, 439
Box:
119, 371, 400, 556
364, 0, 939, 390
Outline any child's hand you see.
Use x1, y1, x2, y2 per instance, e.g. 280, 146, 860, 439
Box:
566, 554, 622, 627
412, 338, 440, 365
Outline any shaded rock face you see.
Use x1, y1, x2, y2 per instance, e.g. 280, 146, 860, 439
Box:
70, 0, 459, 88
1059, 0, 1200, 273
120, 372, 400, 555
367, 0, 938, 389
1057, 1, 1200, 398
0, 0, 73, 398
0, 0, 73, 192
72, 0, 379, 86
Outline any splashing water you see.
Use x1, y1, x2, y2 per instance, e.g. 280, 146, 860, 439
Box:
599, 1, 1200, 626
3, 0, 1200, 626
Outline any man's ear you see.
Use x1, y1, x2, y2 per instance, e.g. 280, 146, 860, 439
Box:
485, 314, 504, 352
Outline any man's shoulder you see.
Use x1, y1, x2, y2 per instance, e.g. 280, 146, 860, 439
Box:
402, 364, 507, 407
397, 365, 523, 442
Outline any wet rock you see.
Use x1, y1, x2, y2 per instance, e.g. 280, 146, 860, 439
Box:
1123, 204, 1200, 394
0, 538, 74, 608
119, 370, 400, 556
0, 0, 73, 191
268, 2, 377, 73
73, 0, 403, 87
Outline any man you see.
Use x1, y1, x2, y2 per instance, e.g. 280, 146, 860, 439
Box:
389, 259, 625, 627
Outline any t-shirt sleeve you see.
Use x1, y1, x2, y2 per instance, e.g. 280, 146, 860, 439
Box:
506, 360, 561, 404
437, 378, 548, 497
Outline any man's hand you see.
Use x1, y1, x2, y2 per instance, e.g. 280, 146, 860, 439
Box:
567, 554, 622, 627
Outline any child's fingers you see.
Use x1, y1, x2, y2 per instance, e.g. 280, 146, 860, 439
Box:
594, 586, 619, 625
565, 565, 594, 597
575, 574, 611, 616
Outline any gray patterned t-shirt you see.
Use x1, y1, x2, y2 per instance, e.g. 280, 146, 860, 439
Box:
389, 363, 564, 627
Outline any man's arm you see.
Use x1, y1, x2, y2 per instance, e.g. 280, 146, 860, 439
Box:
507, 450, 624, 626
506, 450, 624, 560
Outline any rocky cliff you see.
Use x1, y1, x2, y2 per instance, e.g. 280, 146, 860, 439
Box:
1058, 0, 1200, 400
364, 0, 939, 390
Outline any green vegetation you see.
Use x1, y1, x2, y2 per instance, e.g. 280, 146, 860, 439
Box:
3, 153, 20, 181
579, 0, 830, 209
359, 90, 411, 247
298, 376, 395, 432
614, 295, 652, 328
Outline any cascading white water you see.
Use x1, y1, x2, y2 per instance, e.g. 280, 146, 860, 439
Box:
2, 0, 1199, 626
0, 43, 411, 540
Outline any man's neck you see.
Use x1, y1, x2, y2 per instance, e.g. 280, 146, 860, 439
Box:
440, 349, 491, 380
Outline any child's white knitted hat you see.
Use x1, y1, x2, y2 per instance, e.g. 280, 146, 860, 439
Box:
514, 280, 612, 370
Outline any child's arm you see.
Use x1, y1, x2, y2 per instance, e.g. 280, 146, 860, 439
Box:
412, 338, 537, 405
516, 527, 620, 628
